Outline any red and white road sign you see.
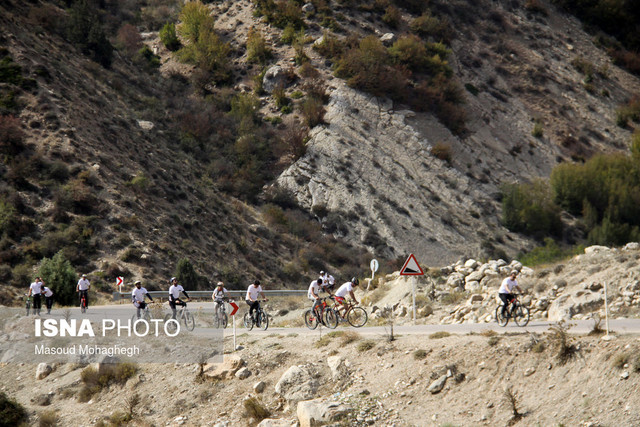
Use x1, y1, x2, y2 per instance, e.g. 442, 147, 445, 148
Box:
229, 301, 239, 316
116, 276, 123, 287
400, 254, 424, 276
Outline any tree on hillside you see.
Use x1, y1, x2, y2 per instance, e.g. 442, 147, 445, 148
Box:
39, 251, 77, 306
175, 258, 200, 289
67, 0, 113, 67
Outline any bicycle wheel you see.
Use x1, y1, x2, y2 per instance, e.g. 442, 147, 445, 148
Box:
213, 311, 221, 329
183, 310, 195, 331
164, 313, 178, 334
323, 307, 338, 329
259, 309, 269, 331
495, 305, 508, 327
81, 299, 86, 314
243, 312, 254, 331
222, 312, 228, 329
304, 310, 319, 330
514, 304, 530, 327
347, 307, 367, 327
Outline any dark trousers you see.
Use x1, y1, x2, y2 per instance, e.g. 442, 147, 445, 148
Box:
169, 299, 185, 319
246, 300, 260, 317
32, 294, 42, 311
499, 293, 513, 316
45, 296, 53, 312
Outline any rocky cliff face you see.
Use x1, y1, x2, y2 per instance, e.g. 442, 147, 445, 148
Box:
277, 0, 640, 263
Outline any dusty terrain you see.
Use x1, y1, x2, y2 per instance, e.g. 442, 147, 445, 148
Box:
2, 327, 639, 426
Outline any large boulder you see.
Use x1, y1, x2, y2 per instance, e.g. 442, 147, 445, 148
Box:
427, 375, 447, 394
263, 66, 288, 93
327, 356, 349, 379
204, 356, 245, 380
547, 292, 604, 321
446, 273, 464, 289
297, 399, 351, 427
275, 365, 318, 403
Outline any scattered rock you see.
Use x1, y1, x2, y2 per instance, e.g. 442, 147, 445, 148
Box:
275, 365, 318, 403
263, 66, 288, 93
427, 375, 447, 394
524, 367, 536, 377
235, 367, 252, 380
204, 356, 245, 380
33, 393, 52, 406
36, 363, 53, 380
257, 419, 297, 427
301, 3, 315, 13
621, 371, 630, 380
380, 33, 397, 46
297, 399, 351, 427
254, 381, 266, 393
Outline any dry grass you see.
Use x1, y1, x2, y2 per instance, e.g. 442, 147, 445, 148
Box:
612, 353, 630, 369
429, 331, 451, 339
480, 329, 497, 337
413, 349, 428, 360
357, 340, 376, 352
547, 322, 578, 365
39, 410, 58, 427
243, 396, 270, 421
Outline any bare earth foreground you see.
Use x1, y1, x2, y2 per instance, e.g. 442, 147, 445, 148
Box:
1, 324, 639, 427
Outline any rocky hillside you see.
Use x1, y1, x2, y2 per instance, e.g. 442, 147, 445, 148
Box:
364, 242, 640, 326
1, 0, 640, 296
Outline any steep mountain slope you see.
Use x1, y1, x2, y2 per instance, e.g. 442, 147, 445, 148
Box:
274, 0, 640, 263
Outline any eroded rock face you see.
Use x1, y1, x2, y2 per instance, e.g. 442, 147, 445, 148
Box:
277, 84, 527, 265
297, 399, 351, 427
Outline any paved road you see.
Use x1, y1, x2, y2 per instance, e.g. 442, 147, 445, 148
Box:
38, 302, 640, 337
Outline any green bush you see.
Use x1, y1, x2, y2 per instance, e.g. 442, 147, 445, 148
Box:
615, 95, 640, 127
0, 392, 27, 425
253, 0, 304, 29
79, 363, 138, 402
300, 97, 325, 127
382, 5, 401, 28
177, 1, 211, 45
519, 238, 582, 266
501, 180, 563, 239
160, 22, 181, 51
135, 46, 161, 70
532, 121, 543, 138
247, 27, 272, 64
66, 0, 113, 67
410, 12, 449, 40
175, 258, 202, 289
39, 252, 77, 306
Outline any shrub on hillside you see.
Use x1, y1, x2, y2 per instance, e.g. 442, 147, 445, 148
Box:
246, 27, 272, 64
382, 5, 401, 28
0, 115, 25, 156
160, 22, 181, 51
253, 0, 304, 29
39, 251, 77, 306
0, 392, 27, 425
501, 180, 563, 239
66, 0, 113, 67
410, 12, 449, 40
177, 1, 211, 45
300, 97, 325, 127
615, 94, 640, 127
116, 23, 143, 56
78, 363, 137, 402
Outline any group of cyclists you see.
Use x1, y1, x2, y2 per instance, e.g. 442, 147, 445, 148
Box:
28, 266, 525, 328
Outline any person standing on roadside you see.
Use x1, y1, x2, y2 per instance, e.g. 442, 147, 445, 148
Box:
28, 277, 43, 316
42, 284, 54, 314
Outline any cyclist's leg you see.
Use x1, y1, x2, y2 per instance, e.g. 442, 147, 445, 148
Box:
499, 293, 510, 317
33, 294, 41, 315
169, 300, 177, 319
246, 299, 256, 319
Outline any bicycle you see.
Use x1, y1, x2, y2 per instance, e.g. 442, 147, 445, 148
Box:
131, 303, 154, 323
164, 302, 195, 332
304, 297, 338, 330
495, 295, 530, 327
243, 302, 269, 331
79, 291, 88, 314
24, 294, 31, 316
213, 299, 230, 329
329, 299, 367, 328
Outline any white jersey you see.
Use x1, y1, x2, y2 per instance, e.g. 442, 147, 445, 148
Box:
213, 287, 228, 300
308, 280, 321, 299
335, 282, 354, 298
77, 278, 90, 290
246, 285, 263, 301
43, 287, 53, 297
132, 287, 149, 302
499, 278, 519, 294
30, 281, 43, 295
169, 284, 184, 299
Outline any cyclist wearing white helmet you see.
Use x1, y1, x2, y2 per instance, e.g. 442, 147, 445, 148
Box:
498, 270, 522, 318
334, 277, 359, 318
132, 280, 153, 319
212, 281, 229, 318
169, 277, 190, 320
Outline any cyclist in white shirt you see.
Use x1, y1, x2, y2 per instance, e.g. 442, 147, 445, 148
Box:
498, 270, 523, 318
169, 277, 190, 320
334, 278, 359, 318
28, 277, 43, 316
308, 278, 323, 317
76, 274, 91, 309
319, 271, 336, 291
42, 285, 54, 314
212, 281, 229, 318
245, 279, 266, 322
132, 280, 154, 319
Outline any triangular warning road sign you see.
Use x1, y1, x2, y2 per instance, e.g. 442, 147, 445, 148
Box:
400, 254, 424, 276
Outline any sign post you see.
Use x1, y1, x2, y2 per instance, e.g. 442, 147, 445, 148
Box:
116, 276, 123, 293
229, 301, 240, 350
399, 254, 424, 325
369, 259, 379, 290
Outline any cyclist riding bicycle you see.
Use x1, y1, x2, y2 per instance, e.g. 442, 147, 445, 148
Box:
169, 277, 190, 320
319, 271, 336, 291
76, 274, 91, 310
212, 281, 229, 317
245, 279, 266, 322
308, 278, 324, 318
334, 278, 359, 318
498, 270, 523, 318
28, 276, 44, 316
132, 280, 154, 319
